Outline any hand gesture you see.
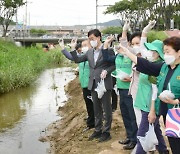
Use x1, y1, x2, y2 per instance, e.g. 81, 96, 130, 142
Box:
100, 70, 107, 79
122, 77, 131, 82
148, 109, 156, 124
70, 38, 77, 50
123, 19, 131, 31
159, 96, 179, 105
103, 35, 115, 49
143, 20, 156, 34
118, 44, 130, 55
58, 38, 65, 50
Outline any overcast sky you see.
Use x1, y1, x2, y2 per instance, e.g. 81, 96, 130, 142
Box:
14, 0, 120, 26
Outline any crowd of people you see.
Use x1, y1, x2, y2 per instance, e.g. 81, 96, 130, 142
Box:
59, 20, 180, 154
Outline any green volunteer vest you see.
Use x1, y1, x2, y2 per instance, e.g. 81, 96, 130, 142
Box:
78, 61, 90, 88
155, 64, 180, 115
134, 73, 152, 112
115, 54, 132, 89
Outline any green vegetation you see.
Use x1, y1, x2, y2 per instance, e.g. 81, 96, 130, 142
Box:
105, 0, 179, 31
147, 31, 168, 42
0, 39, 64, 94
30, 29, 47, 36
102, 26, 122, 35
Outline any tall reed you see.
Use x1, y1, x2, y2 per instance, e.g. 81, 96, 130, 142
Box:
0, 39, 64, 93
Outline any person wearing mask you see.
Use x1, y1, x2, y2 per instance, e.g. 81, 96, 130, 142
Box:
134, 39, 168, 154
102, 33, 138, 149
70, 29, 115, 142
102, 37, 118, 113
119, 36, 180, 154
59, 39, 95, 131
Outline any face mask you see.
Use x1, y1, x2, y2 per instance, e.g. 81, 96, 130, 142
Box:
81, 47, 89, 54
164, 54, 175, 65
90, 40, 98, 48
132, 45, 140, 55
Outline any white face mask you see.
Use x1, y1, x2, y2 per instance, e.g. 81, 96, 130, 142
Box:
132, 45, 140, 55
164, 54, 176, 65
81, 47, 89, 54
90, 40, 98, 48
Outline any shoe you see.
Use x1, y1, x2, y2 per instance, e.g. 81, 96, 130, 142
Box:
123, 142, 136, 150
159, 150, 169, 154
82, 126, 94, 132
88, 131, 102, 141
118, 138, 130, 145
112, 109, 116, 112
84, 116, 88, 121
98, 132, 111, 142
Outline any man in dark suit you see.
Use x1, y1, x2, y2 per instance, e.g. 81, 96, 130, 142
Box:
70, 29, 115, 142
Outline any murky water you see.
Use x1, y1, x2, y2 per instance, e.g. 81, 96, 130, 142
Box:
0, 67, 76, 154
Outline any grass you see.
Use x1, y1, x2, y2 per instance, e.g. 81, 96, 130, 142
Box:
0, 39, 65, 94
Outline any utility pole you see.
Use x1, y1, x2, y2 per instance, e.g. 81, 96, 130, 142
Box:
96, 0, 98, 29
96, 0, 112, 29
25, 0, 27, 36
15, 10, 18, 37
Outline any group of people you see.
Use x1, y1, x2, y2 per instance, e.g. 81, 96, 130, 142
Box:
59, 20, 180, 154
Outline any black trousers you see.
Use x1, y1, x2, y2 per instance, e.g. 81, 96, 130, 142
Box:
111, 77, 117, 110
82, 88, 95, 128
163, 115, 180, 154
119, 89, 137, 143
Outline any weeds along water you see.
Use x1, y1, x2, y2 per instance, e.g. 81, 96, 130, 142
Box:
0, 39, 64, 94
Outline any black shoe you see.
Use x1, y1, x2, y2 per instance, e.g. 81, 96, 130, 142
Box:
82, 126, 94, 132
123, 142, 136, 150
158, 150, 169, 154
112, 109, 116, 113
118, 138, 130, 145
88, 131, 102, 141
98, 132, 111, 142
84, 116, 88, 121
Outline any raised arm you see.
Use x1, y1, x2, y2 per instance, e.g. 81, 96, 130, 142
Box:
140, 20, 156, 56
122, 19, 130, 42
61, 48, 74, 61
118, 44, 163, 76
102, 36, 116, 64
59, 38, 74, 61
70, 50, 87, 63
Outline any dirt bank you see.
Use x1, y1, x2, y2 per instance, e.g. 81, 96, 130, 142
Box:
45, 76, 131, 154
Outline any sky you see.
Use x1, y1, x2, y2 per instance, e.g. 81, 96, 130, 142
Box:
14, 0, 120, 26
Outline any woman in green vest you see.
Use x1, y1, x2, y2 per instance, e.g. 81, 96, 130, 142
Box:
119, 36, 180, 154
102, 33, 138, 149
134, 40, 168, 154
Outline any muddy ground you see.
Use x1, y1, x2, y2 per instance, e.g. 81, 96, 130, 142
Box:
45, 76, 169, 154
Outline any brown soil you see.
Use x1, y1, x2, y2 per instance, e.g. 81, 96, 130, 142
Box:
45, 77, 170, 154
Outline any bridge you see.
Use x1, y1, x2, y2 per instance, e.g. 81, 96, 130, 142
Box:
13, 37, 87, 47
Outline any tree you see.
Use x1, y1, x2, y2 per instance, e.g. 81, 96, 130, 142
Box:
0, 0, 24, 37
104, 0, 180, 31
101, 26, 122, 35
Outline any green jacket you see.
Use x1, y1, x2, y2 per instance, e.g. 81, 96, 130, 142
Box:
79, 61, 90, 88
134, 73, 152, 112
155, 64, 180, 115
115, 54, 132, 89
